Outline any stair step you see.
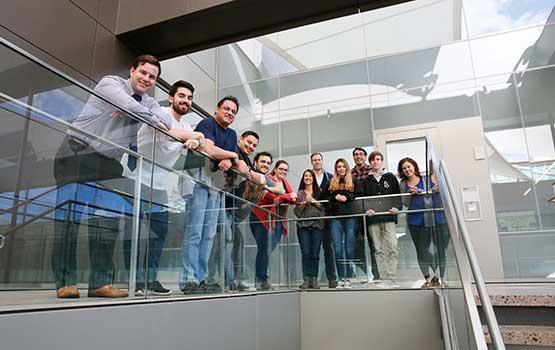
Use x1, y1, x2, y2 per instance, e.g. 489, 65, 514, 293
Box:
475, 293, 555, 308
484, 325, 555, 347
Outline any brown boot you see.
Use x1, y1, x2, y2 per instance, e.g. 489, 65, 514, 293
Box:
299, 277, 309, 290
88, 285, 128, 298
309, 277, 320, 289
56, 285, 80, 299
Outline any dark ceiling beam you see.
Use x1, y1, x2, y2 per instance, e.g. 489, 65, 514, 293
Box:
118, 0, 413, 60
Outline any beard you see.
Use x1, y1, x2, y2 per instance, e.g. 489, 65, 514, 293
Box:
171, 102, 189, 116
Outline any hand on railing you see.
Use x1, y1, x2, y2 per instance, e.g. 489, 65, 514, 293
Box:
388, 207, 399, 214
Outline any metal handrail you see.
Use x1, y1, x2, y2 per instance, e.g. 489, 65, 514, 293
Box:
0, 92, 278, 220
258, 190, 436, 208
424, 135, 504, 349
439, 161, 505, 350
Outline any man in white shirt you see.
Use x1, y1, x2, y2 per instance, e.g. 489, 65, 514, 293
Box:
122, 80, 204, 296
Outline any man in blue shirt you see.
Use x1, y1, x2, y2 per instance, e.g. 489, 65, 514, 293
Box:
179, 96, 258, 294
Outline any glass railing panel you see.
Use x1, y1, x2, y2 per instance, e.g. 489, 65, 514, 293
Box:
429, 138, 492, 350
0, 92, 158, 307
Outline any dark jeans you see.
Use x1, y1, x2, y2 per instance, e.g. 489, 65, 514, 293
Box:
321, 225, 337, 282
433, 224, 451, 278
123, 210, 169, 286
354, 220, 380, 280
408, 225, 433, 278
249, 213, 282, 281
409, 224, 451, 278
52, 136, 124, 290
297, 226, 322, 278
232, 218, 247, 282
330, 218, 356, 279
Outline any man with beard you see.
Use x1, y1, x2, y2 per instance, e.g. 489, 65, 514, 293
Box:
122, 80, 205, 296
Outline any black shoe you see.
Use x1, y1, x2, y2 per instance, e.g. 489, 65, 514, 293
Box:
181, 282, 199, 295
236, 282, 249, 291
147, 281, 171, 296
328, 279, 338, 289
229, 282, 249, 292
256, 279, 272, 291
206, 282, 223, 293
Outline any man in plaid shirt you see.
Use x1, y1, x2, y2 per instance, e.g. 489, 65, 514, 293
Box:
351, 147, 372, 181
350, 147, 380, 282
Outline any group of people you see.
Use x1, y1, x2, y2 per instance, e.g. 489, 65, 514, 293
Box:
51, 53, 450, 299
290, 150, 450, 290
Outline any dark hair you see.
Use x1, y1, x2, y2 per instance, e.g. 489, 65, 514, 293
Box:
131, 54, 161, 78
169, 80, 195, 96
398, 157, 421, 181
298, 169, 321, 199
368, 150, 384, 162
241, 130, 259, 141
217, 95, 240, 112
254, 151, 273, 164
352, 147, 367, 156
271, 160, 289, 176
310, 152, 323, 161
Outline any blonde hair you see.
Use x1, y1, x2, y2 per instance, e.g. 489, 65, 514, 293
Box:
329, 158, 354, 192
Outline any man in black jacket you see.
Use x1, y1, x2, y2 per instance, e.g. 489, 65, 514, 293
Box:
361, 151, 402, 288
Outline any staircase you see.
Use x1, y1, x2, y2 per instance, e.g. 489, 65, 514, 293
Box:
478, 284, 555, 349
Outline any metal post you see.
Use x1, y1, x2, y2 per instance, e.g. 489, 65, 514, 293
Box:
362, 215, 372, 285
128, 156, 143, 296
219, 191, 225, 293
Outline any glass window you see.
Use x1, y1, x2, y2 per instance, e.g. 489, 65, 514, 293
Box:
469, 25, 546, 79
463, 0, 555, 38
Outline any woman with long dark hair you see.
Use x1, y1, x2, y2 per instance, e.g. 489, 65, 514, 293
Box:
398, 157, 450, 287
322, 158, 363, 289
294, 169, 325, 289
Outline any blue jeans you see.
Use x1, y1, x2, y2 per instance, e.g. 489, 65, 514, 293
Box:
297, 226, 323, 278
207, 212, 235, 286
330, 218, 356, 279
250, 213, 282, 281
179, 184, 222, 288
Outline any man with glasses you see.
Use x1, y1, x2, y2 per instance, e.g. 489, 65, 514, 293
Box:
351, 147, 380, 283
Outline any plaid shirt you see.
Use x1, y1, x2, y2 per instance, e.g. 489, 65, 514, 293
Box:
351, 164, 372, 181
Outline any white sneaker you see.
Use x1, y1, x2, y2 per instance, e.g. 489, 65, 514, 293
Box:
336, 279, 345, 289
384, 280, 400, 289
344, 279, 352, 289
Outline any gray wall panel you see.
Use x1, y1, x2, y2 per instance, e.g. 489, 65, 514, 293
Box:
70, 0, 101, 19
91, 25, 135, 82
98, 0, 120, 33
0, 26, 92, 87
300, 290, 443, 350
1, 295, 262, 350
0, 0, 97, 78
257, 292, 301, 350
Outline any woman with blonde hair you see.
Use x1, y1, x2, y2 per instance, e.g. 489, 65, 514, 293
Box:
322, 158, 363, 289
